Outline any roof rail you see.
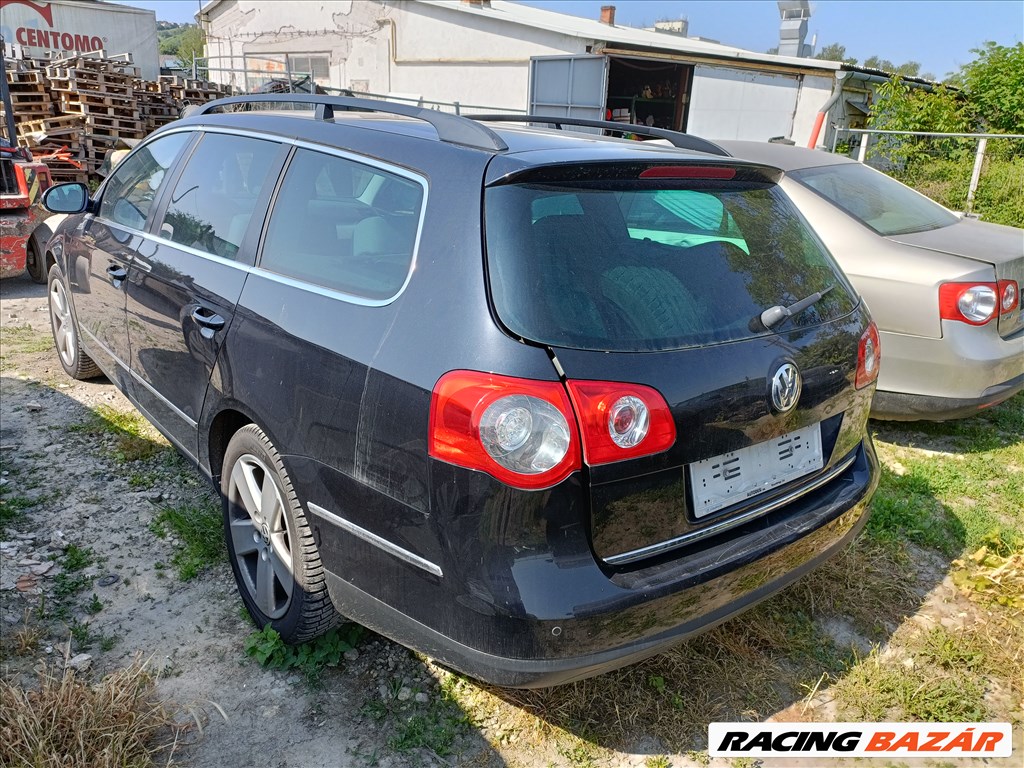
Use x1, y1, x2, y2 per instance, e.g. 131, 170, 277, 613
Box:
190, 94, 509, 152
465, 114, 729, 156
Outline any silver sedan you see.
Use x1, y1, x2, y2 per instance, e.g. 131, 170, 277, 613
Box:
718, 141, 1023, 421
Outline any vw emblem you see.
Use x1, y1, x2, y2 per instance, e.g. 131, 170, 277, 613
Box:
770, 362, 802, 413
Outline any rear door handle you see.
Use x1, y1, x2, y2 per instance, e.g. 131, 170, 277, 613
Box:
191, 306, 226, 338
106, 264, 128, 282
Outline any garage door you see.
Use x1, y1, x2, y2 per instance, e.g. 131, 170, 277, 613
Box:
686, 66, 799, 140
529, 55, 608, 128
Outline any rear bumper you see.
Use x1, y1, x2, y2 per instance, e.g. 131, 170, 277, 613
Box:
321, 440, 877, 687
873, 372, 1024, 421
873, 323, 1024, 419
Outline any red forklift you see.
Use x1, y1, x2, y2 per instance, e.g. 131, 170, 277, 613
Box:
1, 43, 53, 283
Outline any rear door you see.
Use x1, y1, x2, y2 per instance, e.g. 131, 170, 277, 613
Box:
483, 163, 871, 565
529, 54, 609, 128
125, 131, 286, 457
68, 132, 190, 387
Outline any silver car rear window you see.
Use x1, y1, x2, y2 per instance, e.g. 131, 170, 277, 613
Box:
790, 162, 959, 236
484, 180, 856, 352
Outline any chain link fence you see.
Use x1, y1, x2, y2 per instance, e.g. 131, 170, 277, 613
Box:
832, 128, 1024, 228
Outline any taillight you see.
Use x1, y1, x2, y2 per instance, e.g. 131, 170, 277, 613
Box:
939, 282, 998, 325
566, 380, 676, 465
997, 280, 1019, 315
429, 372, 678, 488
855, 322, 881, 390
639, 165, 736, 180
429, 371, 580, 490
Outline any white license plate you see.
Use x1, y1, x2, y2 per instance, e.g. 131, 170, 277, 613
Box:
690, 424, 823, 518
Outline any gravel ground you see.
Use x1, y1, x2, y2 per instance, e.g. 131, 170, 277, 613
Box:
2, 271, 1021, 768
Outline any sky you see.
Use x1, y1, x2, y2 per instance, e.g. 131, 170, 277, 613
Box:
116, 0, 1023, 80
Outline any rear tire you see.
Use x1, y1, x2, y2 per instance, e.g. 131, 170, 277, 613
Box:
26, 241, 47, 284
47, 265, 101, 380
222, 424, 338, 643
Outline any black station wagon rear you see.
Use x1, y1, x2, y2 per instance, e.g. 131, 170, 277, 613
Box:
40, 96, 879, 686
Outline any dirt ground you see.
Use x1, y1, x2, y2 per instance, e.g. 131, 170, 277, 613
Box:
1, 272, 1020, 768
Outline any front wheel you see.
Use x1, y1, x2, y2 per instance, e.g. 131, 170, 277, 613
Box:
48, 265, 101, 380
222, 424, 338, 643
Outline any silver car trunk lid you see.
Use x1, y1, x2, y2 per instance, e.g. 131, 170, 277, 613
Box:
890, 218, 1024, 336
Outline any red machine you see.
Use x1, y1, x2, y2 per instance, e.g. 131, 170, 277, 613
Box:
1, 143, 52, 282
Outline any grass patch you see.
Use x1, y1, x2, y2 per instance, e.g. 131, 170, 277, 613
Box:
361, 671, 472, 758
149, 501, 224, 580
244, 623, 364, 684
870, 394, 1024, 556
52, 545, 98, 599
833, 627, 989, 722
0, 325, 52, 371
0, 492, 35, 534
0, 658, 180, 768
69, 404, 168, 462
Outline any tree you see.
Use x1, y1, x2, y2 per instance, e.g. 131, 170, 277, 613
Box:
176, 26, 206, 67
863, 55, 922, 77
955, 42, 1024, 133
814, 43, 857, 66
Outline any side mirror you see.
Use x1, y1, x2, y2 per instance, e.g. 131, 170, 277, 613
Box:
42, 183, 89, 214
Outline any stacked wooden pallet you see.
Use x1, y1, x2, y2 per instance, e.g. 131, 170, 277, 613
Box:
5, 53, 232, 183
3, 66, 53, 122
159, 74, 232, 106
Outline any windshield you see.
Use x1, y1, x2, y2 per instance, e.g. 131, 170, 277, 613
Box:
484, 179, 856, 353
790, 161, 959, 236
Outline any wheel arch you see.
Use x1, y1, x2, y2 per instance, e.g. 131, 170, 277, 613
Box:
206, 407, 255, 483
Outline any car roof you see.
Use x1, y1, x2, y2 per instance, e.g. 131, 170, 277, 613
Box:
171, 108, 729, 165
715, 140, 857, 172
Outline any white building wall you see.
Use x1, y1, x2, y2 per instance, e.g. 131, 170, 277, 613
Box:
202, 0, 581, 109
792, 74, 835, 147
0, 0, 159, 79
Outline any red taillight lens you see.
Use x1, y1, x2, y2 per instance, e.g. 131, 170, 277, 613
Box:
429, 371, 580, 490
566, 380, 676, 465
997, 280, 1019, 315
939, 282, 998, 325
639, 165, 736, 180
855, 322, 881, 390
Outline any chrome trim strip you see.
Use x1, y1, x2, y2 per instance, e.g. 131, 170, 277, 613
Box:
307, 502, 443, 578
604, 450, 860, 566
128, 368, 199, 429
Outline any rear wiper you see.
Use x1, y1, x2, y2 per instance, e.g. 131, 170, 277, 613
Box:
753, 285, 835, 331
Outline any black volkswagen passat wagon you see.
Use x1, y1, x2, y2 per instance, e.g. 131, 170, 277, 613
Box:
41, 95, 879, 687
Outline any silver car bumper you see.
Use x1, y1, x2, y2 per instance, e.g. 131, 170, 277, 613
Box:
871, 321, 1024, 420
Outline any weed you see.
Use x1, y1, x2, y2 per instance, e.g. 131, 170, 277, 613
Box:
645, 757, 672, 768
63, 544, 95, 572
244, 623, 364, 683
0, 492, 34, 528
0, 658, 180, 768
149, 501, 224, 580
99, 635, 118, 652
70, 620, 97, 651
86, 594, 103, 615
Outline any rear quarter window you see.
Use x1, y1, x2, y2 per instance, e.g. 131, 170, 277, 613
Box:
485, 177, 856, 352
258, 148, 424, 302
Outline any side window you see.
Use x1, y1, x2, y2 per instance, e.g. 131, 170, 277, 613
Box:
99, 133, 190, 230
159, 133, 280, 260
260, 149, 424, 301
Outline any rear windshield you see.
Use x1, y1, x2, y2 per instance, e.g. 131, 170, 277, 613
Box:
790, 162, 959, 236
484, 180, 856, 352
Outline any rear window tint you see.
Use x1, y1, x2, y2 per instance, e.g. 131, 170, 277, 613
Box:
485, 180, 856, 352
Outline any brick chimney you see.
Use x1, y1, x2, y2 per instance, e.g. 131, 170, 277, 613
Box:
600, 5, 616, 25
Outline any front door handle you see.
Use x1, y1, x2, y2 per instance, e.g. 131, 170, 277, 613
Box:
106, 264, 128, 282
191, 306, 226, 338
